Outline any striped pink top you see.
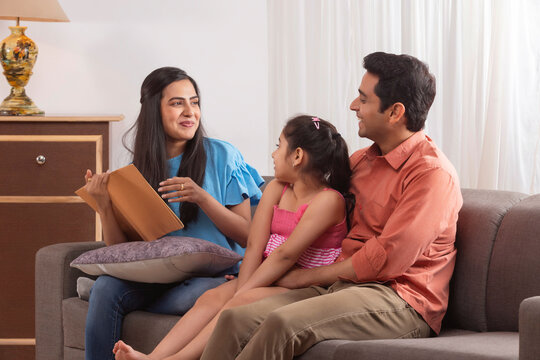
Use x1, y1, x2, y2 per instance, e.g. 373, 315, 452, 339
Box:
263, 187, 348, 269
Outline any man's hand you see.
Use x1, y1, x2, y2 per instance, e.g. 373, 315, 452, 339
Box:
276, 257, 358, 289
274, 267, 312, 288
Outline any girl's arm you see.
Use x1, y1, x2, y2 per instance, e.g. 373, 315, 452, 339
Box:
235, 180, 284, 289
159, 176, 253, 247
84, 169, 127, 246
235, 190, 345, 295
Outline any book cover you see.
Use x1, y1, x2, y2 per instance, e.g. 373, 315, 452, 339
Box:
75, 164, 184, 242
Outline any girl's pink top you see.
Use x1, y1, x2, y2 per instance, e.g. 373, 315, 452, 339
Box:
263, 187, 347, 269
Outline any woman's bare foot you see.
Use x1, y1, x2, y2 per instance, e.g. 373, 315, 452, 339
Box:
113, 340, 152, 360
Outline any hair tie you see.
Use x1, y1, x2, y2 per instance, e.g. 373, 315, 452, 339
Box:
312, 117, 320, 130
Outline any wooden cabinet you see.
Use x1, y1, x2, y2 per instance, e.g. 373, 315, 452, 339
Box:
0, 115, 122, 360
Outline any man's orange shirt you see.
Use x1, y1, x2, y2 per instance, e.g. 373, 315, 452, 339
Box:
338, 131, 462, 334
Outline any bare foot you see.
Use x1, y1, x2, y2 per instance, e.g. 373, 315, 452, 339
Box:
114, 340, 152, 360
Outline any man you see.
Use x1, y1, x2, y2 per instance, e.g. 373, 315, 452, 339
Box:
201, 52, 463, 360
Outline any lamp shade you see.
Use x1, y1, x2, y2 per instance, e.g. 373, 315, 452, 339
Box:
0, 0, 69, 23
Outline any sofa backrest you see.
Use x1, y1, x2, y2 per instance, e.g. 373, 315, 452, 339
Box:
485, 193, 540, 331
444, 188, 529, 331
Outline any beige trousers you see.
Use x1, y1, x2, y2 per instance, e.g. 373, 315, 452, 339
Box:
200, 282, 431, 360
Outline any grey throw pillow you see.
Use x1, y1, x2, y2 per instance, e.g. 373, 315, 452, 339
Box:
70, 236, 242, 283
76, 277, 95, 301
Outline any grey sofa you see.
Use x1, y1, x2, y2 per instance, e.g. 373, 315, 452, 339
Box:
35, 188, 540, 360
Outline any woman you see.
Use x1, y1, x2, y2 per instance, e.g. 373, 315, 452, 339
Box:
83, 67, 263, 360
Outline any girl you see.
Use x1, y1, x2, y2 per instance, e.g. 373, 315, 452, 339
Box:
113, 115, 352, 360
84, 67, 263, 360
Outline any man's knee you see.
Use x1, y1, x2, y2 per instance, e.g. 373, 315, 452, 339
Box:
259, 309, 291, 335
218, 306, 242, 326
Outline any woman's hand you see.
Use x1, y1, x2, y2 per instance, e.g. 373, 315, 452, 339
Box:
158, 177, 210, 206
85, 169, 112, 214
159, 176, 252, 246
84, 169, 126, 245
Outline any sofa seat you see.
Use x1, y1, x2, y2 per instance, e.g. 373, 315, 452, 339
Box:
328, 331, 518, 360
62, 297, 180, 358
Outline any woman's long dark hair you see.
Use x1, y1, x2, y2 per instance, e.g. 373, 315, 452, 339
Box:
282, 115, 355, 228
123, 67, 207, 228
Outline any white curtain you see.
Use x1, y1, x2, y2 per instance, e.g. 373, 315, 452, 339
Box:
268, 0, 540, 194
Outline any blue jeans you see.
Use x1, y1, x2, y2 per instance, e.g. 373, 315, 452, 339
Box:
85, 275, 227, 360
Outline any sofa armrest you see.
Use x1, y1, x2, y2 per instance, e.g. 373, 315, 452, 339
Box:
519, 296, 540, 360
35, 241, 105, 360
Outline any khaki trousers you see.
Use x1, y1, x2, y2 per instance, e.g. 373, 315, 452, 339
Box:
201, 282, 431, 360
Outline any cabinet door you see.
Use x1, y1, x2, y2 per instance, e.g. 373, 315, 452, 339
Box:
0, 118, 116, 360
0, 346, 34, 360
0, 203, 95, 339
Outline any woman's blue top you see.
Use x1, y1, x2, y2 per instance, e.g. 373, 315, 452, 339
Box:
166, 138, 263, 268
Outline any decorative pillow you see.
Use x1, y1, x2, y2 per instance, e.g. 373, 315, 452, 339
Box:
70, 236, 242, 283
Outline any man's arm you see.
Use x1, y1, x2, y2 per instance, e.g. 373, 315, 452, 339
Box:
275, 257, 357, 288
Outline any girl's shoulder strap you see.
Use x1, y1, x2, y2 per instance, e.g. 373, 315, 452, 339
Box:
281, 183, 289, 198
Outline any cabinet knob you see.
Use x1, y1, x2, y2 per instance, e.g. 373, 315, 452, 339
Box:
36, 155, 46, 165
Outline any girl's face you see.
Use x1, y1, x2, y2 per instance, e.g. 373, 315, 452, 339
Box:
160, 79, 201, 157
271, 132, 296, 182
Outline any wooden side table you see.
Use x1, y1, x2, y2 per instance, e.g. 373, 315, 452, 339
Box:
0, 115, 123, 360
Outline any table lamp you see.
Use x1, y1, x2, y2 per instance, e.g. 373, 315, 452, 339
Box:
0, 0, 69, 116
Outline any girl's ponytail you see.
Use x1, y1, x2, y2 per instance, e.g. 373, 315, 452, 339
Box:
326, 132, 355, 230
326, 132, 351, 195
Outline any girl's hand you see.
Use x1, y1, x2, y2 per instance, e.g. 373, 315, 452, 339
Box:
224, 274, 236, 281
158, 177, 210, 205
84, 169, 112, 214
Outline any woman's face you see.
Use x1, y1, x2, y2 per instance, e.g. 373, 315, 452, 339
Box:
160, 79, 201, 157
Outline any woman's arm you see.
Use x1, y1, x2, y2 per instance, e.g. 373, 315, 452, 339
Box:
235, 190, 346, 295
84, 169, 127, 246
235, 180, 284, 289
158, 177, 253, 247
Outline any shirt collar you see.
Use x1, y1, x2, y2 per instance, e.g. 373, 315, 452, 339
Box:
366, 131, 427, 170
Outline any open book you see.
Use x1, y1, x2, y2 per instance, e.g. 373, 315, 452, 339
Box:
75, 164, 184, 242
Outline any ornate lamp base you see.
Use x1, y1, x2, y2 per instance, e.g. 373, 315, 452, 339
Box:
0, 87, 43, 115
0, 26, 43, 116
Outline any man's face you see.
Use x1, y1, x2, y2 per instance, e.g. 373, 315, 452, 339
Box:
349, 72, 391, 142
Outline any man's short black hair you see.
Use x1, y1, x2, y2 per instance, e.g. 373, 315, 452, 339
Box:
363, 52, 436, 132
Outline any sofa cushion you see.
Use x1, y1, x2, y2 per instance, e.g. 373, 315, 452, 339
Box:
486, 194, 540, 331
296, 340, 352, 360
122, 311, 180, 354
445, 189, 526, 331
331, 331, 518, 360
63, 347, 84, 360
62, 297, 89, 350
70, 236, 242, 283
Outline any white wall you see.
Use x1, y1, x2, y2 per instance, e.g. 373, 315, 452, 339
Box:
0, 0, 269, 174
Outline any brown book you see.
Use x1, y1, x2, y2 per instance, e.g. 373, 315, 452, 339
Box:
75, 164, 184, 242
